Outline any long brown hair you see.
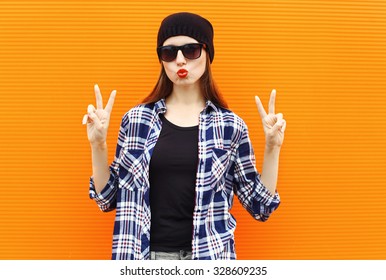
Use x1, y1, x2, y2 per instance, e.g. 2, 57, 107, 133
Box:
141, 53, 228, 109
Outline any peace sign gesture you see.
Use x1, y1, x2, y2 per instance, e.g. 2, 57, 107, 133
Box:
82, 84, 117, 145
255, 89, 286, 149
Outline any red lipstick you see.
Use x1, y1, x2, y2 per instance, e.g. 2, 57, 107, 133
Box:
177, 69, 188, 78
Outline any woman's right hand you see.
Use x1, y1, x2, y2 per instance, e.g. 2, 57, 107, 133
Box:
83, 84, 117, 146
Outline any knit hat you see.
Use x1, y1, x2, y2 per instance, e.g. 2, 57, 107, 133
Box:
157, 12, 215, 63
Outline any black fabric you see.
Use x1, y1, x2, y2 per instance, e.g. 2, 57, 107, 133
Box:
149, 114, 199, 252
157, 12, 215, 63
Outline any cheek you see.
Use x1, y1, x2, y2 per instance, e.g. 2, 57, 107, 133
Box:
192, 57, 206, 78
162, 63, 175, 80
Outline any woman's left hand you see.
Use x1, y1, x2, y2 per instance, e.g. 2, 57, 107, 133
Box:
255, 89, 286, 149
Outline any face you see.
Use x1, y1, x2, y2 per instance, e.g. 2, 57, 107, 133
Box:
161, 36, 207, 86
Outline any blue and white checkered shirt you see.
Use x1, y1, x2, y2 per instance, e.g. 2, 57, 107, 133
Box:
89, 99, 280, 260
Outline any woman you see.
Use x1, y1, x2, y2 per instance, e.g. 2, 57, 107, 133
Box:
83, 12, 286, 260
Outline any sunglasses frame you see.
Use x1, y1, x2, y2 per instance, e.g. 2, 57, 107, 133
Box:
157, 43, 206, 62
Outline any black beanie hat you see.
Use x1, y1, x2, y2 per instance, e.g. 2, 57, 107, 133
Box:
157, 12, 215, 63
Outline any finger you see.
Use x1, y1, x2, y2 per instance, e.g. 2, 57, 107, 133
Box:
94, 84, 103, 110
82, 114, 88, 125
272, 120, 283, 133
255, 96, 267, 119
281, 119, 287, 133
105, 90, 117, 114
276, 113, 283, 122
87, 104, 101, 127
87, 111, 102, 129
87, 104, 96, 114
268, 89, 276, 115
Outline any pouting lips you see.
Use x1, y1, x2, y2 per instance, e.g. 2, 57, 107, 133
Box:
177, 69, 188, 78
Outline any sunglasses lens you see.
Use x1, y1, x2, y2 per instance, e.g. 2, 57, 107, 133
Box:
160, 47, 177, 62
182, 44, 202, 59
158, 44, 204, 62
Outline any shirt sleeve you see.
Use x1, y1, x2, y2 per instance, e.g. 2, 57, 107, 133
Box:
233, 123, 281, 221
88, 113, 128, 212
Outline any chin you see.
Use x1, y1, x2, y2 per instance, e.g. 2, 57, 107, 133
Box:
175, 75, 200, 84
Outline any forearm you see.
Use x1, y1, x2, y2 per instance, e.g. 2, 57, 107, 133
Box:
91, 142, 110, 194
260, 145, 281, 196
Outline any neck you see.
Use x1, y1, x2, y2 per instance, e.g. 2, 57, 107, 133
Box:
164, 84, 206, 127
167, 83, 205, 106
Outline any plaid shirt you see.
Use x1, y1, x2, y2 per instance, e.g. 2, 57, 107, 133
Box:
89, 99, 280, 260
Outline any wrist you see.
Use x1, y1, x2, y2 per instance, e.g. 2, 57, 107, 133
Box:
90, 141, 108, 151
264, 144, 281, 153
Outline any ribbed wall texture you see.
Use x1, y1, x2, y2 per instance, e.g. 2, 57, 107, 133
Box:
1, 1, 386, 259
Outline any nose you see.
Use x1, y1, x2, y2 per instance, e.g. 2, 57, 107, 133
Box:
175, 50, 186, 65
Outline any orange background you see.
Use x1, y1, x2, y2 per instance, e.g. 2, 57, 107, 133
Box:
1, 0, 386, 260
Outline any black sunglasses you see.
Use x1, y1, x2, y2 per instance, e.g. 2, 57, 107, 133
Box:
157, 43, 206, 62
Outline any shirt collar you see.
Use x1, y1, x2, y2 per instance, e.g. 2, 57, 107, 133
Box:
154, 98, 219, 115
204, 100, 219, 113
154, 99, 167, 114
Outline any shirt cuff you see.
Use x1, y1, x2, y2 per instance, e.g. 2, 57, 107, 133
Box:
254, 174, 281, 207
89, 168, 118, 203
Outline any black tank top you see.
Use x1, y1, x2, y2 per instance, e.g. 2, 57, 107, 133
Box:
149, 114, 199, 252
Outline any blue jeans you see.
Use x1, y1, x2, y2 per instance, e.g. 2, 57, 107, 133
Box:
150, 250, 192, 260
